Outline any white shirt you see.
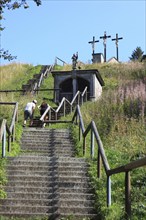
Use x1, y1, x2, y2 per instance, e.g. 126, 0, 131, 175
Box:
24, 102, 36, 114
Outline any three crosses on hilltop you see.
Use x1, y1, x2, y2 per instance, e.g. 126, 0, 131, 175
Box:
88, 31, 123, 62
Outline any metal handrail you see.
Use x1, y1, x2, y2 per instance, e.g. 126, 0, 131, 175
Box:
70, 91, 80, 105
40, 87, 88, 123
0, 102, 18, 157
72, 104, 146, 218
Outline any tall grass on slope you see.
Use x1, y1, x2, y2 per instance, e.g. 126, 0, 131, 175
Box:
76, 62, 146, 90
77, 80, 146, 219
0, 63, 34, 90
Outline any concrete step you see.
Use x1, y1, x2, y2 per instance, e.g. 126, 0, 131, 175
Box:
20, 147, 75, 153
7, 155, 86, 162
20, 149, 75, 156
6, 169, 88, 177
21, 139, 73, 144
6, 165, 88, 172
7, 175, 90, 183
0, 208, 98, 219
7, 160, 88, 167
0, 212, 98, 220
22, 128, 71, 134
5, 186, 94, 194
6, 192, 95, 200
0, 205, 97, 214
0, 198, 95, 207
5, 180, 91, 188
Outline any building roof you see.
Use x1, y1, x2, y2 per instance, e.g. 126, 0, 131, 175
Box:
107, 57, 119, 63
51, 69, 104, 86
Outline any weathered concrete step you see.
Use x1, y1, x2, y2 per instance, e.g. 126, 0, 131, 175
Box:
6, 169, 88, 176
0, 205, 55, 213
20, 150, 75, 156
57, 213, 98, 220
7, 175, 90, 183
21, 134, 72, 138
21, 137, 73, 141
22, 135, 73, 139
6, 164, 88, 174
20, 144, 74, 147
6, 165, 88, 172
7, 156, 86, 162
20, 147, 75, 153
20, 152, 75, 157
23, 128, 71, 132
0, 205, 97, 215
21, 140, 73, 144
22, 133, 72, 137
20, 152, 75, 156
0, 198, 95, 207
5, 180, 91, 188
21, 144, 74, 149
7, 161, 88, 167
7, 156, 88, 163
22, 133, 72, 138
6, 192, 95, 200
5, 186, 94, 194
0, 212, 98, 220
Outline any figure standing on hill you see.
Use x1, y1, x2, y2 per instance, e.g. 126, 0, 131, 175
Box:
72, 52, 78, 69
23, 100, 37, 127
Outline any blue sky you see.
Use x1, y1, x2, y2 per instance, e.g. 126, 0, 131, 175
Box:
1, 0, 146, 66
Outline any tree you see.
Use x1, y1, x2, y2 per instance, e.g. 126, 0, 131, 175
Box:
0, 0, 42, 61
129, 46, 144, 61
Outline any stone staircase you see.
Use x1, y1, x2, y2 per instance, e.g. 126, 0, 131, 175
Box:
0, 128, 99, 220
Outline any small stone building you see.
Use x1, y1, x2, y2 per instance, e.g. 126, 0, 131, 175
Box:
51, 69, 104, 103
92, 53, 104, 63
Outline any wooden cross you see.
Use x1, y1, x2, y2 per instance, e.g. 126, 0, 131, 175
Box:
88, 36, 99, 55
100, 31, 111, 62
112, 33, 123, 61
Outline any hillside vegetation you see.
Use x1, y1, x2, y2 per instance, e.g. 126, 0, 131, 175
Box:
0, 61, 146, 219
71, 62, 146, 220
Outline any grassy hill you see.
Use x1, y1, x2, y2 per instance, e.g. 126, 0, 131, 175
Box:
0, 61, 146, 219
76, 62, 146, 219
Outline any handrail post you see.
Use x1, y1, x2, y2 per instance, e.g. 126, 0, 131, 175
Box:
70, 104, 72, 114
97, 149, 101, 178
75, 114, 78, 125
11, 124, 15, 142
125, 171, 131, 218
79, 122, 81, 141
16, 109, 18, 122
83, 136, 86, 156
91, 130, 94, 158
78, 93, 80, 105
8, 134, 11, 152
64, 100, 66, 117
48, 109, 51, 126
81, 95, 83, 106
55, 112, 57, 120
2, 124, 6, 158
107, 176, 111, 207
71, 104, 73, 114
85, 90, 87, 101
